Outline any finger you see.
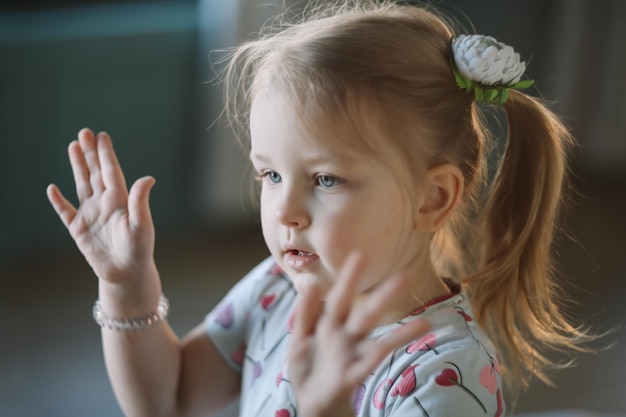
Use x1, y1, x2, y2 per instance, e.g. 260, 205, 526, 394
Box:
324, 251, 365, 323
289, 283, 323, 369
287, 283, 321, 383
68, 140, 92, 200
97, 131, 127, 192
46, 183, 77, 229
385, 318, 431, 347
293, 282, 323, 340
78, 128, 104, 193
346, 318, 430, 385
128, 176, 156, 231
365, 318, 430, 364
344, 271, 410, 337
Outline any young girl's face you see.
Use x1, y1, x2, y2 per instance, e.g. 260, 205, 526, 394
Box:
250, 91, 435, 309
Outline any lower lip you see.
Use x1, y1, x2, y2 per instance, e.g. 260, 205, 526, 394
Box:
284, 252, 320, 270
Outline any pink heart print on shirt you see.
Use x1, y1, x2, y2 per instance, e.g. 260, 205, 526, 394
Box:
232, 343, 246, 365
435, 368, 459, 386
406, 333, 438, 354
373, 378, 393, 410
275, 404, 296, 417
435, 363, 487, 413
455, 307, 473, 322
495, 389, 503, 417
253, 360, 262, 379
391, 364, 420, 397
275, 409, 290, 417
276, 370, 283, 386
479, 363, 499, 394
352, 384, 366, 414
215, 302, 234, 328
261, 294, 276, 310
270, 263, 284, 276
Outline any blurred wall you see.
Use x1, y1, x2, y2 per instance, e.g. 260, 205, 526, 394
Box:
0, 1, 201, 258
548, 0, 626, 179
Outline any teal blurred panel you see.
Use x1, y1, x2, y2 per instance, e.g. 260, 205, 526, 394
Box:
0, 3, 199, 257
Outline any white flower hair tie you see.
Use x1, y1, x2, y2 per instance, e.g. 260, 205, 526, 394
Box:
451, 34, 534, 105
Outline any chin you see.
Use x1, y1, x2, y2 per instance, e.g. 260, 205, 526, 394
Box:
290, 272, 331, 299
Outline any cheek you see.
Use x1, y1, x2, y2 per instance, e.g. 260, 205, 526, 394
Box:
332, 199, 416, 271
259, 188, 276, 222
307, 205, 353, 269
259, 192, 278, 247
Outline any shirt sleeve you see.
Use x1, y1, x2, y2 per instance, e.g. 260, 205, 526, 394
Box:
381, 347, 505, 417
204, 257, 277, 371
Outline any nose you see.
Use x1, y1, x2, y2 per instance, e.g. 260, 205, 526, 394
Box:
275, 186, 310, 229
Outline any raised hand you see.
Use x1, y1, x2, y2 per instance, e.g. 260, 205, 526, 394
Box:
47, 128, 157, 286
288, 254, 429, 417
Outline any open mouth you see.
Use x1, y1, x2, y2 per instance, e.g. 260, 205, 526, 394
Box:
284, 249, 319, 269
289, 250, 314, 256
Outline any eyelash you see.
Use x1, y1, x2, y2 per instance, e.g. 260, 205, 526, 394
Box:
315, 174, 344, 189
256, 171, 282, 184
255, 171, 344, 189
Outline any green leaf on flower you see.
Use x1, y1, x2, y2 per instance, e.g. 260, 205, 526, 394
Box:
498, 89, 509, 104
451, 58, 534, 105
475, 87, 484, 103
510, 79, 534, 89
452, 63, 472, 90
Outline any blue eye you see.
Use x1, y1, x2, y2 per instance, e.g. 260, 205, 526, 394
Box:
316, 174, 343, 188
264, 171, 281, 184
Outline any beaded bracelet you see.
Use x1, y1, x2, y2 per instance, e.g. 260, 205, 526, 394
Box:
92, 294, 170, 331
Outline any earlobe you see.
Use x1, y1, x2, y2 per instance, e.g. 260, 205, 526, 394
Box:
415, 164, 464, 232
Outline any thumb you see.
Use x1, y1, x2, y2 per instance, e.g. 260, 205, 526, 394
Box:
128, 176, 156, 230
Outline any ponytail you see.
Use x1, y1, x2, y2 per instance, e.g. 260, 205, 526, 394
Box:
464, 90, 590, 390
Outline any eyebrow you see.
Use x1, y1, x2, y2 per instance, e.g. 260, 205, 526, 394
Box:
249, 152, 362, 166
249, 153, 268, 162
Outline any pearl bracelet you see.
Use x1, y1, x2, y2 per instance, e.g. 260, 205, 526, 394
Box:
92, 295, 170, 331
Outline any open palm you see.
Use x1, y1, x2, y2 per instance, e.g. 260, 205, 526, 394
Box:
288, 254, 430, 417
47, 128, 156, 284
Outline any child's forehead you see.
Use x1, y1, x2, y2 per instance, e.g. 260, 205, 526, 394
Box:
250, 87, 386, 155
250, 108, 368, 164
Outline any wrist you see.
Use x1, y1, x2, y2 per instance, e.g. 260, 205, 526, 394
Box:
97, 263, 163, 318
93, 294, 169, 331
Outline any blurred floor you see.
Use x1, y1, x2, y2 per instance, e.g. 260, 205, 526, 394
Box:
1, 179, 625, 416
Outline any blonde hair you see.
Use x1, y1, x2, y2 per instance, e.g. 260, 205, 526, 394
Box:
220, 0, 591, 394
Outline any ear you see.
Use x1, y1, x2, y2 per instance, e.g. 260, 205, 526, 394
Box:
414, 164, 464, 232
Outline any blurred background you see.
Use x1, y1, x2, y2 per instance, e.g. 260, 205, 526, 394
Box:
0, 0, 624, 416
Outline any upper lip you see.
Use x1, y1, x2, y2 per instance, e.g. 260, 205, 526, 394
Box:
283, 244, 316, 256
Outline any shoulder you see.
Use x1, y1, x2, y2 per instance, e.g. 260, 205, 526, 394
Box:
372, 293, 497, 361
220, 256, 293, 305
204, 257, 295, 370
361, 294, 505, 417
207, 257, 294, 325
417, 293, 496, 357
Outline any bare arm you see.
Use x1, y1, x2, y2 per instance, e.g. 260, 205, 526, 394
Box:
47, 128, 239, 417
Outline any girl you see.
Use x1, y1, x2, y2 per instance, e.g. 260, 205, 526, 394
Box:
46, 1, 590, 416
